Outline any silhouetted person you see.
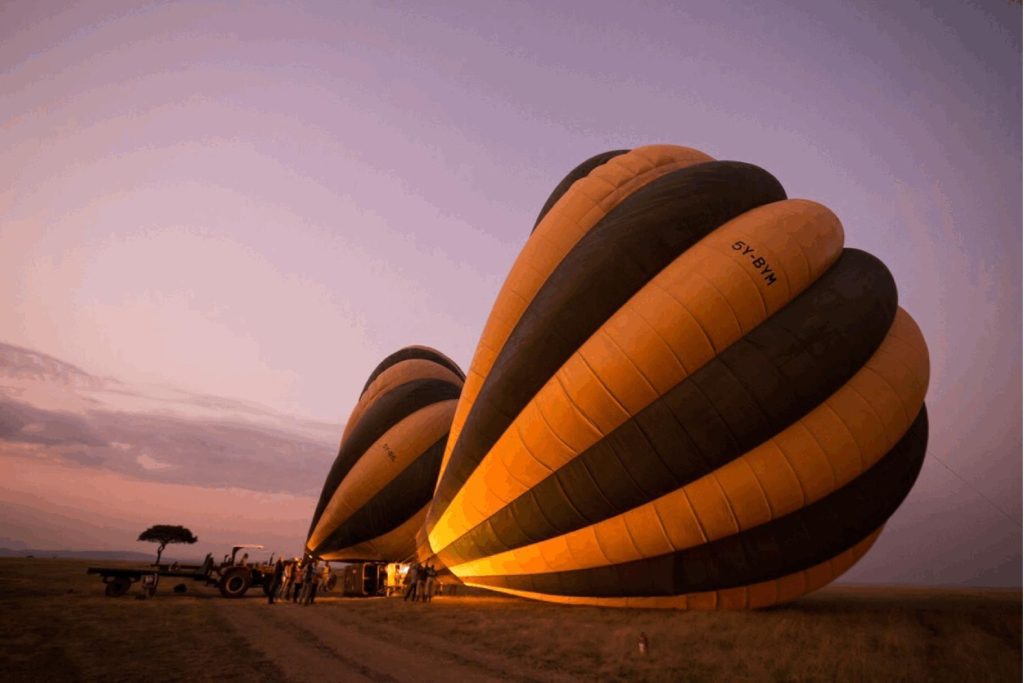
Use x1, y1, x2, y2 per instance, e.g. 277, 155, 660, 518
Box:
292, 561, 304, 603
301, 561, 317, 605
415, 563, 427, 603
423, 564, 437, 603
268, 557, 284, 604
308, 562, 322, 604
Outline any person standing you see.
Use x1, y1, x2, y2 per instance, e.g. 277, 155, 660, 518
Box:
267, 557, 284, 604
403, 563, 420, 602
320, 561, 332, 593
300, 560, 316, 605
415, 563, 427, 603
279, 559, 294, 601
423, 564, 437, 603
305, 561, 321, 605
292, 560, 305, 603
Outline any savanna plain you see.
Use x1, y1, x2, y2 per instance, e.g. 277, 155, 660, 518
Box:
0, 558, 1019, 682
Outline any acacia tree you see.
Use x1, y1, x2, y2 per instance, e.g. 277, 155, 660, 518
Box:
137, 525, 198, 565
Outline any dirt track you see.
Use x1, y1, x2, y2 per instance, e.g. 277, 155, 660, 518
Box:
221, 597, 576, 683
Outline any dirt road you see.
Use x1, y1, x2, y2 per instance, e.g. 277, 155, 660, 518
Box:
220, 597, 577, 682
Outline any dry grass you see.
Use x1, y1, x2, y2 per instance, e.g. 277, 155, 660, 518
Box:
0, 558, 1019, 682
322, 586, 1021, 682
0, 558, 282, 682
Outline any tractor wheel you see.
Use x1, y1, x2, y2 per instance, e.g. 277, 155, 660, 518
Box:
218, 567, 252, 598
105, 577, 131, 597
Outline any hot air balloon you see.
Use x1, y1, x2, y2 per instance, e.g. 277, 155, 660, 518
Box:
423, 144, 929, 608
307, 346, 464, 562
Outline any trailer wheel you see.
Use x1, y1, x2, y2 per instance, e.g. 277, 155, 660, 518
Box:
218, 567, 251, 598
105, 578, 131, 597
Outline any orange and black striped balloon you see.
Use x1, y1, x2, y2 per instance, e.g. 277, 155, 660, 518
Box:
307, 346, 464, 562
423, 145, 929, 608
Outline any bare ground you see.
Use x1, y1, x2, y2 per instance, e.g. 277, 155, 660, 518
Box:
0, 558, 1019, 682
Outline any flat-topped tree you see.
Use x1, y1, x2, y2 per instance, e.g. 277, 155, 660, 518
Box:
137, 525, 198, 565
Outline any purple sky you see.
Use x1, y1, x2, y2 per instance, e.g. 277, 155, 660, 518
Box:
1, 1, 1020, 584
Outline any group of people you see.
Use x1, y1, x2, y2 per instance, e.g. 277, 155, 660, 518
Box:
266, 557, 332, 606
257, 556, 444, 605
402, 562, 438, 602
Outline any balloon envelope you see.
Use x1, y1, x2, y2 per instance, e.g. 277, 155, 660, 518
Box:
425, 145, 929, 608
308, 346, 464, 562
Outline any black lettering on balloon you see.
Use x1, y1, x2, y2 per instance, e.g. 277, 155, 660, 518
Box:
731, 241, 777, 287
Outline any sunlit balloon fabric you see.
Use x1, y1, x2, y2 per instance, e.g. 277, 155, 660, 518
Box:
424, 145, 929, 608
307, 346, 464, 562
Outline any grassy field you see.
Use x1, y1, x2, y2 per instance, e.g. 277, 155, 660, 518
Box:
0, 558, 1019, 682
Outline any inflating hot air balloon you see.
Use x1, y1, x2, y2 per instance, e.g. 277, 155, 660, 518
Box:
307, 346, 464, 562
423, 144, 929, 608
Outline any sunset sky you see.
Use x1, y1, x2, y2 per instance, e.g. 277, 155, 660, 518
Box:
1, 1, 1020, 584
